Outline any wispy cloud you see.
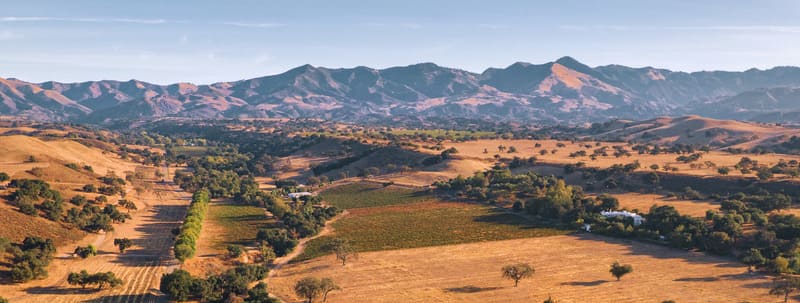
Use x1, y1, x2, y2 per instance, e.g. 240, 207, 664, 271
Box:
559, 25, 800, 33
0, 16, 167, 24
221, 22, 285, 28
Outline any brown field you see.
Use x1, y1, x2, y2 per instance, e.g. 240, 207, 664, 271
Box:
0, 203, 86, 247
608, 192, 720, 217
373, 158, 492, 186
0, 134, 155, 199
268, 234, 776, 303
440, 139, 800, 179
0, 134, 192, 302
0, 178, 191, 303
596, 115, 800, 148
0, 135, 138, 177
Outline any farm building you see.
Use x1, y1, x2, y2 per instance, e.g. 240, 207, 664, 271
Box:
288, 192, 315, 199
601, 210, 644, 226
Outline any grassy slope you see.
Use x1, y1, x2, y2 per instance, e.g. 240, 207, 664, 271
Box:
207, 203, 276, 249
296, 182, 568, 262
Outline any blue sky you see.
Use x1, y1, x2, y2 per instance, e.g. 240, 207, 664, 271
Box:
1, 0, 799, 84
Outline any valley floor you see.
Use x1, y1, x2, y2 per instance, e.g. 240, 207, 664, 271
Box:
268, 234, 777, 303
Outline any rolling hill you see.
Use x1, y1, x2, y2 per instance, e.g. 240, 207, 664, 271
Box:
3, 57, 800, 124
589, 115, 800, 148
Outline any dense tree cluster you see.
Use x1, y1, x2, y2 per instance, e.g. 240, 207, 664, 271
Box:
10, 179, 62, 219
2, 237, 56, 282
160, 266, 276, 303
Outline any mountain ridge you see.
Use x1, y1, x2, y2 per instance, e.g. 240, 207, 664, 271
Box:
3, 57, 800, 124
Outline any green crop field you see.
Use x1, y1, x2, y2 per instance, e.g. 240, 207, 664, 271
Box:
208, 203, 276, 249
295, 201, 569, 262
321, 182, 433, 209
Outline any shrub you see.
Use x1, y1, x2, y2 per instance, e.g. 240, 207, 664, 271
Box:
610, 261, 633, 281
114, 238, 133, 253
227, 244, 245, 259
18, 201, 37, 216
82, 184, 96, 193
74, 245, 97, 259
70, 195, 89, 206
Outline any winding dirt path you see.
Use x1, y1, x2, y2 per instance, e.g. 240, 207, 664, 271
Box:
0, 179, 191, 303
267, 210, 348, 280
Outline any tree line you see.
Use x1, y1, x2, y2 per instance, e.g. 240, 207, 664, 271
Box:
173, 189, 210, 262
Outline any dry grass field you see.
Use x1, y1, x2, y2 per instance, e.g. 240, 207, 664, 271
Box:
0, 203, 86, 246
607, 192, 720, 217
0, 134, 194, 303
0, 179, 191, 303
439, 139, 800, 179
269, 234, 777, 303
0, 135, 138, 176
373, 158, 492, 187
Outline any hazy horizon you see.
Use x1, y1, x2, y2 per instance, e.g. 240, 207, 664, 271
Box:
1, 0, 799, 84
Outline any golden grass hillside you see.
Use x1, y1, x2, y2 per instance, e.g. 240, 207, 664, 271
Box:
438, 138, 800, 179
269, 235, 775, 303
0, 135, 137, 176
594, 115, 800, 148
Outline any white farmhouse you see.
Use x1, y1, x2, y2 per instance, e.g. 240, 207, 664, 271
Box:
601, 210, 644, 226
288, 192, 314, 199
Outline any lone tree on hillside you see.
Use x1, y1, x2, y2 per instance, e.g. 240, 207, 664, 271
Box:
320, 278, 341, 302
770, 275, 800, 303
323, 238, 358, 266
118, 199, 137, 213
114, 238, 133, 253
610, 261, 633, 281
74, 245, 97, 259
501, 263, 535, 287
294, 277, 322, 303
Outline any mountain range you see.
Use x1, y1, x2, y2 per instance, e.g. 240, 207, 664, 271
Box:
3, 56, 800, 124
